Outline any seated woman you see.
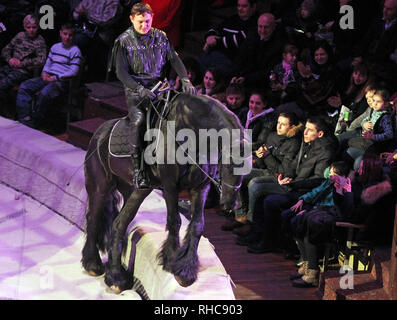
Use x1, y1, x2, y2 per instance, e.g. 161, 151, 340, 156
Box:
296, 40, 339, 123
330, 61, 373, 135
344, 88, 394, 170
240, 89, 277, 150
351, 153, 394, 244
195, 67, 226, 103
283, 161, 353, 288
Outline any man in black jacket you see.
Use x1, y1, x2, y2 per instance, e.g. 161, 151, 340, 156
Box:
230, 12, 286, 90
236, 116, 338, 253
222, 112, 302, 231
198, 0, 259, 77
113, 2, 195, 188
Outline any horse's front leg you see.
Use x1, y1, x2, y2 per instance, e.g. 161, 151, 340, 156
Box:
157, 187, 181, 272
105, 189, 152, 293
172, 184, 210, 287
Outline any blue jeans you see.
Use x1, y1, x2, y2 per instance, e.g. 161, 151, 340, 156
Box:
346, 146, 365, 170
247, 175, 287, 221
16, 77, 68, 128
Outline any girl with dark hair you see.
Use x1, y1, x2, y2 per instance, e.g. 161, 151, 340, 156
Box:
196, 67, 226, 103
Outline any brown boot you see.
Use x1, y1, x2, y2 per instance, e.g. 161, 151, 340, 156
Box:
292, 269, 319, 288
289, 261, 308, 280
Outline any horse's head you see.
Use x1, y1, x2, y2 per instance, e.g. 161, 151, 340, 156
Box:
219, 133, 252, 212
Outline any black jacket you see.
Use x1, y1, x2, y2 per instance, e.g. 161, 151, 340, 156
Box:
287, 134, 338, 183
232, 25, 286, 88
255, 124, 302, 175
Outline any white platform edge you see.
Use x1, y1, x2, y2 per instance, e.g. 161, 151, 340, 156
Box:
0, 116, 235, 300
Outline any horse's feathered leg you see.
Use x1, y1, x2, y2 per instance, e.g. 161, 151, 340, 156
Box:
81, 142, 116, 276
172, 184, 210, 287
157, 186, 181, 272
105, 188, 152, 293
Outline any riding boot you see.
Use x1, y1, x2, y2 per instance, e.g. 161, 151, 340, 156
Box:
131, 154, 150, 189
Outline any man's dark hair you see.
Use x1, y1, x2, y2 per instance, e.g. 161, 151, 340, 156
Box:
306, 116, 328, 135
131, 2, 153, 17
60, 22, 75, 32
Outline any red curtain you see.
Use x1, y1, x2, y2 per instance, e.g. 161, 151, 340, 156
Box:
146, 0, 183, 47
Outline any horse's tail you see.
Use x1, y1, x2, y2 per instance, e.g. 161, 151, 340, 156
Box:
96, 190, 123, 253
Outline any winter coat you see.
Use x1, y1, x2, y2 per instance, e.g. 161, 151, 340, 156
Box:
287, 134, 338, 184
255, 123, 302, 175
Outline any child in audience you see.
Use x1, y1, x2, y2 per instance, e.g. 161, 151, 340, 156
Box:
283, 161, 353, 288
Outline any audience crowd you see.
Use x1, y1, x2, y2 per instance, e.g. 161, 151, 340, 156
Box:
1, 0, 397, 289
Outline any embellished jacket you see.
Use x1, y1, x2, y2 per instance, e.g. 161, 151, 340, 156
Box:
112, 26, 182, 90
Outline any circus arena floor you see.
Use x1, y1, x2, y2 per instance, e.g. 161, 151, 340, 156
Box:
0, 116, 235, 300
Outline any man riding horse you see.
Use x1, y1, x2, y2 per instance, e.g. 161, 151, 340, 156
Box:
112, 2, 196, 188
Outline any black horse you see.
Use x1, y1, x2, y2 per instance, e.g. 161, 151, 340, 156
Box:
81, 92, 251, 293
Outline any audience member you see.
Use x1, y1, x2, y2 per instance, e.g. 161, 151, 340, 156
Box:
269, 43, 301, 105
281, 0, 318, 51
195, 67, 226, 103
285, 161, 353, 288
345, 88, 394, 169
0, 14, 46, 118
353, 0, 397, 87
236, 117, 337, 253
332, 61, 373, 135
296, 40, 339, 123
230, 13, 286, 90
350, 153, 394, 244
224, 83, 247, 123
224, 112, 302, 234
16, 22, 82, 129
198, 0, 259, 77
240, 90, 277, 150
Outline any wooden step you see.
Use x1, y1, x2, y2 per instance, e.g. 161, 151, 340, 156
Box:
67, 117, 107, 150
83, 82, 127, 120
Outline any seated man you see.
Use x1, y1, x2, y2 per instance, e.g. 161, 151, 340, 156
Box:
0, 14, 46, 117
16, 22, 82, 129
112, 2, 195, 189
237, 116, 338, 253
198, 0, 259, 77
230, 12, 285, 90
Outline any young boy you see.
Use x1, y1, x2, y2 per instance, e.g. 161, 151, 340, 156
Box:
16, 22, 82, 129
0, 14, 46, 117
282, 161, 353, 288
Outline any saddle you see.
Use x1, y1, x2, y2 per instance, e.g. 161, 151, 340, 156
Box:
109, 81, 176, 157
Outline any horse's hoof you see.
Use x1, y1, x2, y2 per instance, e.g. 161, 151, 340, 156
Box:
82, 260, 105, 277
87, 270, 103, 277
174, 275, 195, 287
109, 285, 122, 294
